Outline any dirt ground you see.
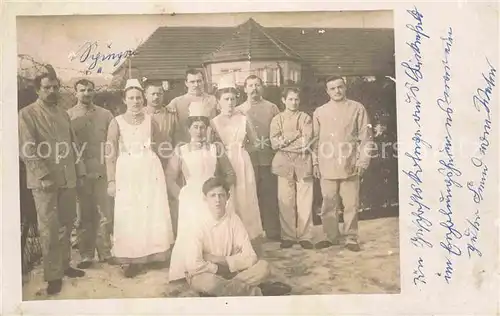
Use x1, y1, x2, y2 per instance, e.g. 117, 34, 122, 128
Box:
22, 217, 400, 300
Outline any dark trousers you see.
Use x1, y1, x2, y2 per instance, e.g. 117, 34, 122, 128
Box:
76, 178, 113, 261
31, 187, 76, 282
254, 165, 281, 240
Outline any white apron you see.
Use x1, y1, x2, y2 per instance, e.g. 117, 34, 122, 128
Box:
113, 114, 174, 261
212, 114, 264, 240
168, 143, 218, 281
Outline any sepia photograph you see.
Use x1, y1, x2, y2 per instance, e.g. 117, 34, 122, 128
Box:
16, 10, 399, 300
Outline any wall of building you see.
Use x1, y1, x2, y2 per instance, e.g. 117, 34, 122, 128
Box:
207, 59, 303, 86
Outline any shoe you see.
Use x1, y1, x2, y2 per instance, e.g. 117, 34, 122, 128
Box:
258, 282, 292, 296
299, 240, 314, 249
105, 257, 120, 266
46, 279, 62, 295
64, 267, 85, 278
124, 264, 141, 278
315, 240, 334, 249
346, 243, 361, 252
77, 261, 93, 269
267, 235, 282, 242
280, 240, 294, 249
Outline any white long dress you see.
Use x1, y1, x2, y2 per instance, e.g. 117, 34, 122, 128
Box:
168, 143, 218, 281
212, 113, 264, 240
113, 114, 174, 263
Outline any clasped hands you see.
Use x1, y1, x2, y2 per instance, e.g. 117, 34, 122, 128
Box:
203, 248, 241, 279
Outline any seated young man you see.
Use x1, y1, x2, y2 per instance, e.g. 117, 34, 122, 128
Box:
184, 177, 291, 297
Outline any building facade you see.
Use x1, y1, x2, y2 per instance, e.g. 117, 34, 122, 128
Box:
112, 18, 395, 92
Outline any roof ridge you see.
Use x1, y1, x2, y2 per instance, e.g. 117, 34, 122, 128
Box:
250, 20, 302, 60
206, 26, 242, 60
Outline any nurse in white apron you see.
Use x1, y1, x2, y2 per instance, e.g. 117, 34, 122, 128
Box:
166, 101, 236, 282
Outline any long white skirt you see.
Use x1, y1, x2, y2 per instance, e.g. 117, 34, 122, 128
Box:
113, 150, 174, 263
168, 179, 211, 281
226, 147, 264, 240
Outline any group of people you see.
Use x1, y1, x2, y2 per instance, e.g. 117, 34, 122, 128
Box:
18, 67, 373, 297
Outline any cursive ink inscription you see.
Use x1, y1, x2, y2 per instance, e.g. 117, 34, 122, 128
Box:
413, 257, 426, 286
473, 58, 495, 157
436, 258, 454, 284
401, 6, 430, 83
438, 190, 462, 257
402, 6, 432, 289
405, 131, 433, 249
437, 28, 453, 138
72, 41, 139, 72
465, 58, 496, 262
436, 27, 462, 284
467, 157, 488, 204
405, 82, 424, 128
464, 210, 482, 258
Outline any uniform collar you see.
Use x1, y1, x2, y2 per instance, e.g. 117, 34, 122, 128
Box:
145, 105, 164, 114
248, 97, 263, 105
328, 99, 349, 107
36, 98, 59, 112
75, 102, 96, 112
210, 211, 230, 228
283, 109, 299, 117
186, 91, 206, 98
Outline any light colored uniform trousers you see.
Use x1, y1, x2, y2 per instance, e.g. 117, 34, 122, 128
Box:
76, 178, 113, 261
277, 177, 314, 242
319, 175, 360, 244
188, 260, 270, 296
31, 187, 76, 282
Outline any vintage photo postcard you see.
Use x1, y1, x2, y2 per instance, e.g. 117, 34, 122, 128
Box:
1, 1, 498, 315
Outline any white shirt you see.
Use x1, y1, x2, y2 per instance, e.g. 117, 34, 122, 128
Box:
184, 212, 258, 277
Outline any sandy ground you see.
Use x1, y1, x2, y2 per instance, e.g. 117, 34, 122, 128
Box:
22, 217, 400, 300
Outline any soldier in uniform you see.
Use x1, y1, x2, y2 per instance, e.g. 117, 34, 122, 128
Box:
67, 78, 115, 268
312, 76, 374, 252
19, 71, 87, 295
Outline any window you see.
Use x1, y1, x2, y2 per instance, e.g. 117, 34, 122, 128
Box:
254, 68, 265, 80
232, 69, 244, 85
264, 68, 277, 85
288, 69, 301, 83
162, 80, 170, 91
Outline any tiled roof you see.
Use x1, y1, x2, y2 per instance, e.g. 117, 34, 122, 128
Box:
203, 18, 303, 64
268, 27, 395, 77
113, 19, 394, 80
117, 26, 234, 80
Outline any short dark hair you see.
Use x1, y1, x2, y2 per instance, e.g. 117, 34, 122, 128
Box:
244, 75, 263, 87
281, 86, 301, 99
34, 73, 60, 91
143, 79, 164, 92
74, 79, 95, 91
325, 75, 345, 87
215, 87, 239, 100
187, 116, 209, 128
185, 68, 204, 79
202, 177, 229, 196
